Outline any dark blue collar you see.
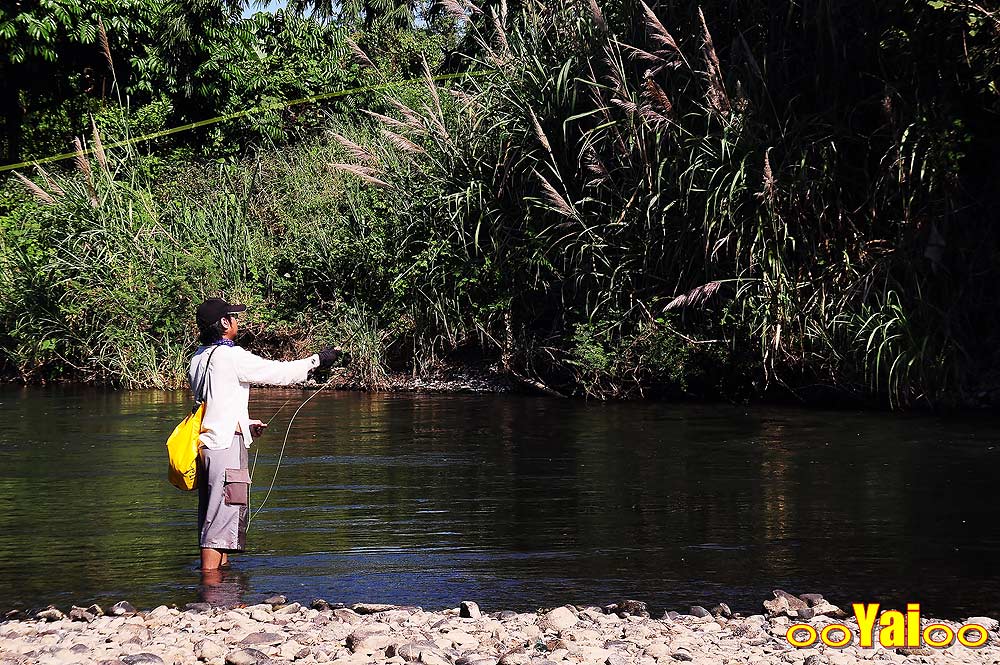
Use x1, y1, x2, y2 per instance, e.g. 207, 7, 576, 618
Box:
212, 339, 235, 347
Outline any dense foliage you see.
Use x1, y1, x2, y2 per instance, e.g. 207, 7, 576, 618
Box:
1, 0, 998, 407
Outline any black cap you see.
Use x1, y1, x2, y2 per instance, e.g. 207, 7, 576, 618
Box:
196, 298, 247, 328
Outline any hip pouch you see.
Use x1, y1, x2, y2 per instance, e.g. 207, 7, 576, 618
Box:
223, 468, 251, 506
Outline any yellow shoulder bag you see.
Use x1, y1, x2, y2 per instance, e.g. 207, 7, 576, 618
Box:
166, 346, 220, 491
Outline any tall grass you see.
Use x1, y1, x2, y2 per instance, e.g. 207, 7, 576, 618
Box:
2, 0, 997, 406
323, 0, 998, 405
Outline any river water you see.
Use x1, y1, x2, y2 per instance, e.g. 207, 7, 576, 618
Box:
1, 387, 998, 618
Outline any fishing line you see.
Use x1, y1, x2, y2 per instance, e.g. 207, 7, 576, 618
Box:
247, 392, 298, 481
247, 372, 336, 528
0, 70, 491, 173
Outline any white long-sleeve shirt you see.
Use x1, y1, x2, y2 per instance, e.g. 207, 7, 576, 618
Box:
188, 344, 320, 450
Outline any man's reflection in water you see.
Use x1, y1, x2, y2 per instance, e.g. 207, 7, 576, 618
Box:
199, 567, 250, 607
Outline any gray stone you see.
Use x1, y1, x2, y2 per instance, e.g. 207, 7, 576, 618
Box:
539, 607, 576, 632
605, 653, 628, 665
688, 606, 710, 618
240, 632, 285, 646
110, 601, 137, 616
795, 607, 815, 620
710, 603, 732, 619
772, 590, 808, 611
274, 602, 302, 615
225, 648, 272, 665
643, 643, 671, 659
311, 599, 332, 611
3, 608, 25, 620
347, 623, 393, 653
195, 639, 226, 661
803, 656, 826, 665
762, 595, 789, 617
608, 600, 649, 617
69, 607, 96, 623
351, 602, 399, 614
809, 600, 846, 619
420, 650, 453, 665
333, 608, 362, 624
86, 603, 104, 616
35, 606, 65, 622
460, 601, 482, 619
390, 641, 442, 660
669, 652, 693, 662
121, 655, 165, 665
185, 602, 213, 613
662, 611, 679, 621
455, 655, 495, 665
263, 595, 287, 606
799, 594, 825, 607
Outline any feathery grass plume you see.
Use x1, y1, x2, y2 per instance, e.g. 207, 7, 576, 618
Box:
642, 77, 673, 115
361, 109, 421, 134
381, 128, 426, 154
73, 136, 99, 206
587, 0, 606, 32
439, 0, 478, 21
387, 98, 427, 133
36, 165, 65, 196
698, 7, 731, 114
421, 58, 450, 140
639, 106, 670, 130
603, 54, 627, 92
439, 0, 468, 20
761, 148, 776, 205
73, 137, 93, 182
615, 40, 665, 64
13, 172, 55, 204
333, 133, 376, 163
665, 281, 723, 310
583, 147, 609, 181
446, 87, 479, 111
529, 109, 551, 153
422, 58, 444, 121
639, 1, 683, 58
490, 8, 510, 53
97, 17, 113, 71
611, 97, 639, 114
327, 162, 389, 187
91, 116, 107, 171
534, 170, 577, 219
347, 38, 376, 70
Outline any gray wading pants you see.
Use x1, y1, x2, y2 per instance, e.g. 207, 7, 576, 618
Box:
197, 434, 249, 551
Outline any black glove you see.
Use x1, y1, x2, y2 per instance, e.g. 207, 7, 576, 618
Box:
317, 347, 342, 369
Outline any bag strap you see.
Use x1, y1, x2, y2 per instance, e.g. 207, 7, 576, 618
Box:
194, 345, 222, 405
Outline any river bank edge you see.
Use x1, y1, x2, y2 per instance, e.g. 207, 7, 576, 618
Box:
7, 361, 1000, 412
2, 594, 999, 665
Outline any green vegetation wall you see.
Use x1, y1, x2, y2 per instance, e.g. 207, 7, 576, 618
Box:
1, 0, 998, 407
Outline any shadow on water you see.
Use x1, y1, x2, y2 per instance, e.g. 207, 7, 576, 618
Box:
1, 386, 999, 617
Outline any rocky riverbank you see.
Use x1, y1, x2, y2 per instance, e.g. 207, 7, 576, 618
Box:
2, 592, 1000, 665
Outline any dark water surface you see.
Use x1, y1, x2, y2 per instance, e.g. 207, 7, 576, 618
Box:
1, 387, 999, 618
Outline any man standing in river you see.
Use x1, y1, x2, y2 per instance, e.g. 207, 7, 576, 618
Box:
190, 298, 339, 571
